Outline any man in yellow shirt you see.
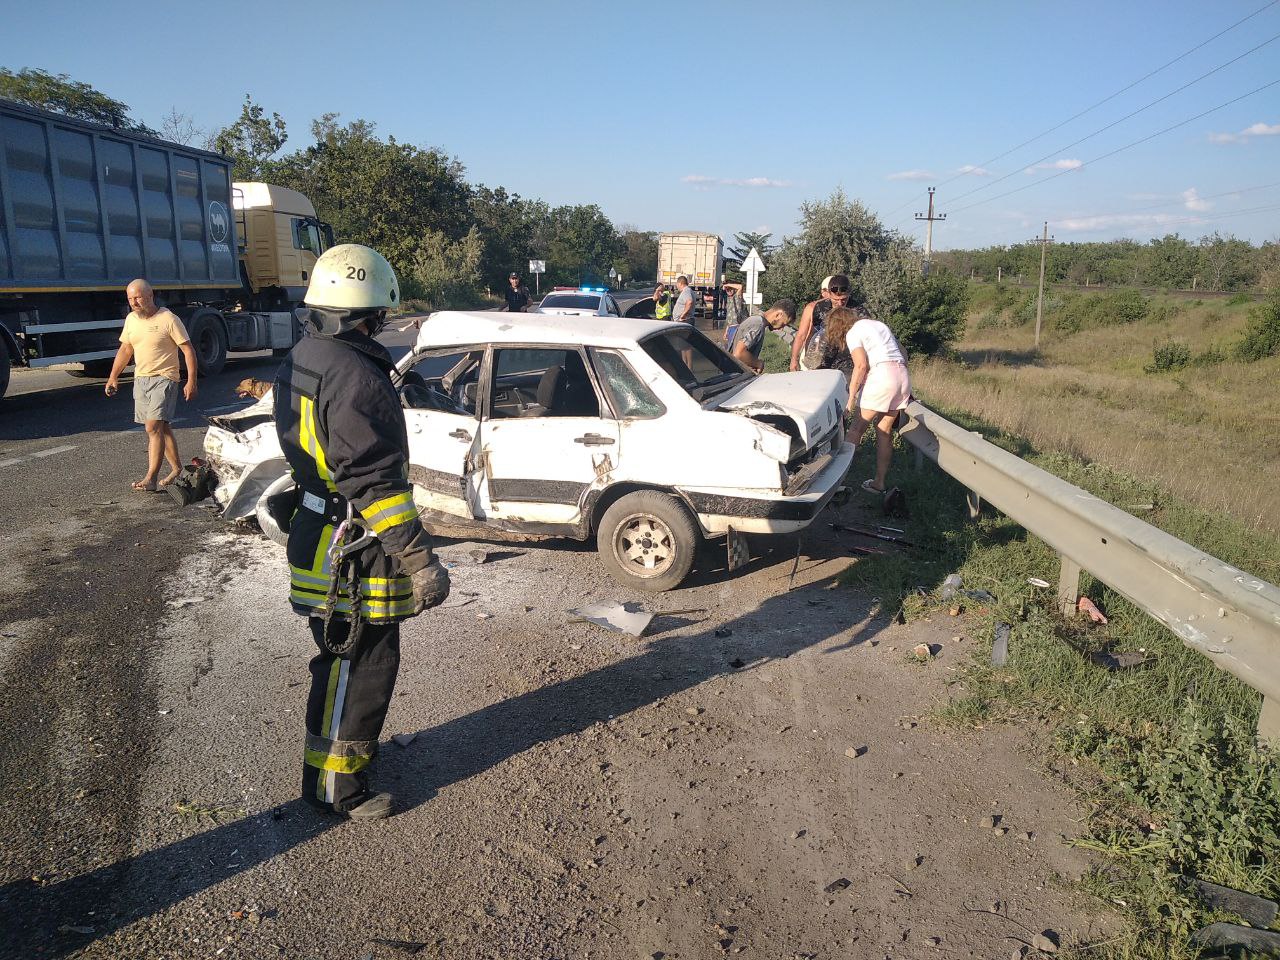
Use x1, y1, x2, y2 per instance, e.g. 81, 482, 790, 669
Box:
105, 279, 199, 491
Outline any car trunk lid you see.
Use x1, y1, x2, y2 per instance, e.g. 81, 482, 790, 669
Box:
713, 370, 846, 456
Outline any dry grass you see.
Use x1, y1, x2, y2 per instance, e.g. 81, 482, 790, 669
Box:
912, 290, 1280, 535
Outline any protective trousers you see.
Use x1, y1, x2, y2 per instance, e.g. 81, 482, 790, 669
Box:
302, 617, 401, 812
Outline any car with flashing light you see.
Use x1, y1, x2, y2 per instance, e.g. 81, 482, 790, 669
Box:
534, 288, 623, 318
202, 311, 853, 592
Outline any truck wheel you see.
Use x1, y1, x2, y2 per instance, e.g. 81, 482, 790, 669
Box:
0, 336, 10, 400
187, 310, 228, 376
597, 490, 699, 592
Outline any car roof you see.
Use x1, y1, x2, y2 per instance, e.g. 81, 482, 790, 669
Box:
541, 290, 603, 300
414, 310, 675, 350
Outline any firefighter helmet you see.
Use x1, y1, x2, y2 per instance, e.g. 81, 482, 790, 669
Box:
300, 244, 400, 336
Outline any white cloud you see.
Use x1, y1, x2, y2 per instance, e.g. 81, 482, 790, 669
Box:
956, 164, 992, 176
1058, 212, 1192, 233
682, 174, 791, 189
1024, 158, 1083, 174
1181, 187, 1211, 212
1208, 120, 1280, 144
887, 169, 936, 182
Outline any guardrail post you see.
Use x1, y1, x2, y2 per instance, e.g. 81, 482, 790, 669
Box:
1058, 555, 1081, 617
1260, 696, 1280, 743
966, 489, 981, 519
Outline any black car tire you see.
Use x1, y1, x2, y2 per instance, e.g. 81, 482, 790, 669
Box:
597, 490, 699, 592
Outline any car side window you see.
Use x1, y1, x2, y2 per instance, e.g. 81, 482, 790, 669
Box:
590, 350, 665, 419
401, 349, 481, 413
606, 296, 620, 316
489, 347, 601, 419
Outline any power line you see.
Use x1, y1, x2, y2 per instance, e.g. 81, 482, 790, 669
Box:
1050, 179, 1280, 224
948, 77, 1280, 215
946, 29, 1280, 207
878, 0, 1279, 219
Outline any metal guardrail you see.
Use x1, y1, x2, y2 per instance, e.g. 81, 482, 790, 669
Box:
898, 400, 1280, 740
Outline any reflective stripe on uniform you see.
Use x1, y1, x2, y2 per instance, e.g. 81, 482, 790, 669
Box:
359, 491, 417, 535
304, 731, 377, 774
299, 396, 337, 492
312, 659, 347, 803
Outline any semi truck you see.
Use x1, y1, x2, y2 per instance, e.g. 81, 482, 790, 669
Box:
657, 231, 723, 320
0, 99, 333, 401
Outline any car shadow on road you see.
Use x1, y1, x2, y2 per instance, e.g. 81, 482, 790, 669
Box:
2, 533, 891, 958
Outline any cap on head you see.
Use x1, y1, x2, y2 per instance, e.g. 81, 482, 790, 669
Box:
509, 272, 519, 279
821, 275, 833, 292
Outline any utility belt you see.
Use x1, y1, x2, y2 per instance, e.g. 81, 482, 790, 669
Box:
297, 487, 377, 658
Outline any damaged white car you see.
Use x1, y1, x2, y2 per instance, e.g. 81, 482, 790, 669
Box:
203, 312, 853, 591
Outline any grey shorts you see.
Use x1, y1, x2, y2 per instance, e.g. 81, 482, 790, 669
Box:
134, 375, 180, 423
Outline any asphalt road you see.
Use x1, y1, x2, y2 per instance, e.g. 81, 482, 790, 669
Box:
0, 310, 1109, 958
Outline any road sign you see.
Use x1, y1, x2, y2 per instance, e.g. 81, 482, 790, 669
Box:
740, 247, 766, 316
608, 267, 617, 278
529, 260, 546, 274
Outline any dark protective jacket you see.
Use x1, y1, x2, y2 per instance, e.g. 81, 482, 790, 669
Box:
274, 330, 430, 624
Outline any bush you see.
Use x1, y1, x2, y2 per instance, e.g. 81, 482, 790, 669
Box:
1226, 292, 1252, 306
402, 226, 486, 310
1234, 291, 1280, 362
888, 271, 970, 355
1191, 345, 1225, 367
1144, 338, 1191, 373
1146, 301, 1183, 324
1098, 288, 1149, 325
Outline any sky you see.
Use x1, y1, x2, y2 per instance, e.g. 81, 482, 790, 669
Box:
3, 0, 1279, 252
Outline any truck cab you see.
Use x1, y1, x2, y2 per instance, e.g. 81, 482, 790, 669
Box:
233, 182, 334, 309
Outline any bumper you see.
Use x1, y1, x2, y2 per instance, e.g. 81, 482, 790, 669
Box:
204, 424, 288, 522
680, 441, 854, 535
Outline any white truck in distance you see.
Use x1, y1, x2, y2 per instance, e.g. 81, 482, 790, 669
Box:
657, 232, 723, 320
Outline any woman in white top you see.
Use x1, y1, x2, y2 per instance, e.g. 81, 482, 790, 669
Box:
843, 306, 911, 494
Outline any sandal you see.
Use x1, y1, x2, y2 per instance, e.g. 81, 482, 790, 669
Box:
861, 479, 885, 494
132, 479, 158, 492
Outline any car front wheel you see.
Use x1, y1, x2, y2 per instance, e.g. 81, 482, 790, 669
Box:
597, 490, 699, 592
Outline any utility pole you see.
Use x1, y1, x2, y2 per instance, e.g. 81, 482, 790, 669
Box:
1030, 221, 1054, 348
914, 187, 946, 276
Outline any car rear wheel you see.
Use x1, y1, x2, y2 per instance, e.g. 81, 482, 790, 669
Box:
597, 490, 699, 592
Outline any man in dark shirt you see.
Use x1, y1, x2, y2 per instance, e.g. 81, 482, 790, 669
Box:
504, 273, 530, 312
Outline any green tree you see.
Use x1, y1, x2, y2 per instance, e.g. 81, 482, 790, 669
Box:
470, 185, 549, 288
887, 271, 970, 354
765, 189, 917, 311
724, 230, 776, 283
271, 114, 472, 277
405, 226, 486, 309
538, 204, 621, 287
212, 95, 288, 180
618, 227, 659, 285
0, 67, 149, 130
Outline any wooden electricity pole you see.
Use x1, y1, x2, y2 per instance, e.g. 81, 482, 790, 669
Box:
1030, 222, 1054, 348
915, 187, 946, 276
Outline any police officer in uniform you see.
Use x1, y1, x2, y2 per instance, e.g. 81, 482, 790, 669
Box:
274, 244, 450, 820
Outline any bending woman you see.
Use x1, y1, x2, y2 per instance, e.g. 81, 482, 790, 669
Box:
842, 306, 911, 494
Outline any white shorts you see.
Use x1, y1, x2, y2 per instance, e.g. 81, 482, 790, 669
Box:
859, 361, 911, 413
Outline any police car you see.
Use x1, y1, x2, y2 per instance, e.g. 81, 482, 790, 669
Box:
534, 287, 623, 318
203, 311, 852, 592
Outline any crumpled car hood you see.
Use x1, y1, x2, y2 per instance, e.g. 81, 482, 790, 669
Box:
714, 370, 846, 451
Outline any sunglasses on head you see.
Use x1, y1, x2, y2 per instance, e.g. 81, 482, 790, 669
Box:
829, 286, 849, 295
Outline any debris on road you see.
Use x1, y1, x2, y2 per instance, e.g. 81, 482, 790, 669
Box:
1077, 595, 1109, 624
992, 623, 1011, 666
979, 814, 1002, 829
1027, 577, 1051, 589
844, 745, 867, 759
1188, 878, 1279, 928
569, 602, 654, 637
1031, 930, 1060, 953
912, 643, 935, 661
823, 877, 851, 894
940, 573, 963, 599
391, 733, 418, 748
962, 588, 997, 603
1088, 650, 1154, 671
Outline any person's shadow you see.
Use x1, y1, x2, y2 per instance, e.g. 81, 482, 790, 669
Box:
1, 530, 896, 958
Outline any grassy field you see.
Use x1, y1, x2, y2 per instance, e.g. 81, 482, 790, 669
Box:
763, 291, 1280, 958
909, 284, 1280, 538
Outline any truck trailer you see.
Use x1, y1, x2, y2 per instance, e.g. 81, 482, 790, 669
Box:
657, 231, 724, 321
0, 99, 332, 401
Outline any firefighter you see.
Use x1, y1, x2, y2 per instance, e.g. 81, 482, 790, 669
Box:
274, 243, 450, 820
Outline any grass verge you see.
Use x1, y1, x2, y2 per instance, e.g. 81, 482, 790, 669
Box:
837, 400, 1280, 959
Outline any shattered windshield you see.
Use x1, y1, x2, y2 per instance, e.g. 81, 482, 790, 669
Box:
641, 327, 747, 400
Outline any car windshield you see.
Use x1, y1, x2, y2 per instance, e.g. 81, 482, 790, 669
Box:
540, 294, 599, 310
641, 327, 748, 400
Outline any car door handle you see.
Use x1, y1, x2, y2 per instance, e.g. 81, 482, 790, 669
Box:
449, 428, 473, 442
574, 433, 615, 446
